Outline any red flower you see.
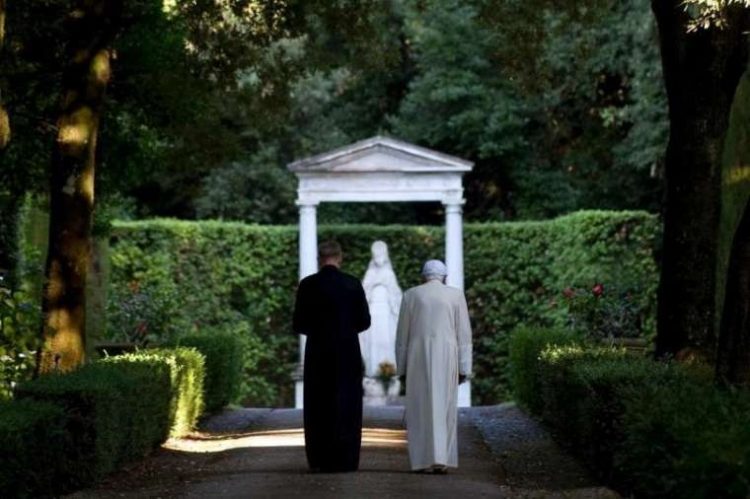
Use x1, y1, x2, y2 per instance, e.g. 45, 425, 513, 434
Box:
592, 283, 604, 297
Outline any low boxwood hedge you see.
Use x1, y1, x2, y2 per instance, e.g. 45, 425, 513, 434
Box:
17, 360, 172, 488
0, 399, 68, 498
4, 347, 206, 497
508, 325, 579, 414
509, 326, 750, 498
102, 347, 205, 437
176, 333, 242, 413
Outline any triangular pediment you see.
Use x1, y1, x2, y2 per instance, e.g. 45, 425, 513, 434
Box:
287, 136, 473, 173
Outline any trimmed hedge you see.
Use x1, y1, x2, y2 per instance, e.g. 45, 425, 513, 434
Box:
6, 347, 206, 496
176, 333, 242, 412
510, 327, 750, 498
17, 360, 172, 488
0, 399, 68, 498
107, 210, 658, 405
102, 347, 205, 437
508, 326, 578, 414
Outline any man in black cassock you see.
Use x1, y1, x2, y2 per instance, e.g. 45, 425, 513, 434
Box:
292, 240, 371, 472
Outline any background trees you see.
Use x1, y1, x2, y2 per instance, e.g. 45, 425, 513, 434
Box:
4, 0, 749, 381
0, 0, 671, 242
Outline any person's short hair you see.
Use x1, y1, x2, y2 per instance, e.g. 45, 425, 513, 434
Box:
318, 240, 342, 260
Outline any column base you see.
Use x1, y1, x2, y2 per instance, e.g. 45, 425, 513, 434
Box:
292, 363, 304, 409
458, 381, 471, 407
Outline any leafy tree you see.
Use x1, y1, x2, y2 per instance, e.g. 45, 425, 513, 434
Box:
195, 146, 297, 223
390, 0, 527, 219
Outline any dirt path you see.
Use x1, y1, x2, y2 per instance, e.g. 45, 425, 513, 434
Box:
69, 405, 617, 498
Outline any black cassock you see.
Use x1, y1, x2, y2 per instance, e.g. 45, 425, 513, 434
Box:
292, 264, 371, 472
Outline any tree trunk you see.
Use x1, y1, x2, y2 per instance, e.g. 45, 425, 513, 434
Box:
37, 0, 122, 373
0, 0, 9, 149
717, 199, 750, 385
651, 1, 749, 360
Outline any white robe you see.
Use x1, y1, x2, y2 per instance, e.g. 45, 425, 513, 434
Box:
395, 280, 472, 470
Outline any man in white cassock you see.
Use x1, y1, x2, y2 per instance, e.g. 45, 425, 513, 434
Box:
395, 259, 473, 474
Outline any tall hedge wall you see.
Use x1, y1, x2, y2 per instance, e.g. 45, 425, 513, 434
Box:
106, 210, 659, 405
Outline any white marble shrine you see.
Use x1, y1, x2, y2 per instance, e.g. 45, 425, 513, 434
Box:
287, 136, 474, 408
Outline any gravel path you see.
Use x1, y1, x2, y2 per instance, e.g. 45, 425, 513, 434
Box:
68, 404, 617, 498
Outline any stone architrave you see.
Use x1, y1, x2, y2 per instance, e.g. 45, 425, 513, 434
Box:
288, 136, 474, 408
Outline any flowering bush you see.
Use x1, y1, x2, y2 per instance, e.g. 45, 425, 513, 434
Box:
563, 283, 645, 341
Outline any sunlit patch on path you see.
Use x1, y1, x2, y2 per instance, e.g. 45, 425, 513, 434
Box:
165, 427, 407, 453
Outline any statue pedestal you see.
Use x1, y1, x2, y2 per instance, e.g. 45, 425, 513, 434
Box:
363, 377, 401, 406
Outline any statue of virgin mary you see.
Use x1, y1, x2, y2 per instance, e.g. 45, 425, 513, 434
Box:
360, 240, 402, 377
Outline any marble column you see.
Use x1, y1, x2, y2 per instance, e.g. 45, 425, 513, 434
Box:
444, 200, 471, 407
295, 202, 318, 408
444, 202, 464, 290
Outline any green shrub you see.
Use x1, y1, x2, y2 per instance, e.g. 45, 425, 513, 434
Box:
508, 326, 578, 412
177, 333, 242, 412
0, 284, 40, 400
16, 359, 171, 488
517, 341, 750, 498
103, 347, 205, 437
101, 210, 658, 404
0, 399, 68, 498
539, 350, 666, 475
618, 380, 750, 498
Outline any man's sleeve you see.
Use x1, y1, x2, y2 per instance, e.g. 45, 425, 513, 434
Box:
395, 292, 410, 377
292, 279, 310, 336
456, 291, 473, 376
354, 281, 371, 333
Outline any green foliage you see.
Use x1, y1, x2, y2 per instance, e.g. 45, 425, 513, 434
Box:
618, 380, 750, 498
177, 333, 243, 412
16, 360, 172, 489
194, 147, 298, 223
0, 399, 68, 499
108, 210, 658, 404
512, 338, 750, 498
563, 283, 648, 341
102, 348, 205, 437
508, 326, 579, 414
0, 282, 40, 399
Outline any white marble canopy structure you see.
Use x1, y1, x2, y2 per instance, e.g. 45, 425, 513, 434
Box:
288, 136, 474, 408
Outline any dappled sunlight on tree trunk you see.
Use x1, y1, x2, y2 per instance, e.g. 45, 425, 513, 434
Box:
0, 0, 9, 149
38, 0, 122, 374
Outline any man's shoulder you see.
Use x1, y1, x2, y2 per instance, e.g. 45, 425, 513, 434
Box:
299, 273, 318, 286
338, 270, 364, 287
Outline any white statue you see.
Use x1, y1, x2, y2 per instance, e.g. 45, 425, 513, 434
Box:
360, 241, 402, 377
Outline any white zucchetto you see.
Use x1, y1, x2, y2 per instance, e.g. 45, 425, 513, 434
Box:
421, 259, 448, 280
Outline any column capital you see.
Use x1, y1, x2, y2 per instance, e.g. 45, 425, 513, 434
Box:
296, 199, 320, 208
443, 201, 465, 214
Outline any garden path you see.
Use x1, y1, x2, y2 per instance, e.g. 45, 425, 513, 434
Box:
69, 404, 617, 498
